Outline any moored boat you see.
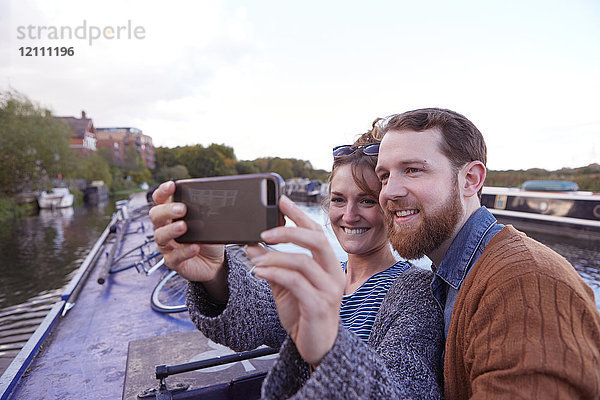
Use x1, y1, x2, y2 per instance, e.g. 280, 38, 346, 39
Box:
481, 180, 600, 241
83, 180, 109, 205
36, 187, 74, 209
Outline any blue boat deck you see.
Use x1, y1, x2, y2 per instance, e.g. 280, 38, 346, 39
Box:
1, 194, 275, 399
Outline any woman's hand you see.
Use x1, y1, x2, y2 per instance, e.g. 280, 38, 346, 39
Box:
149, 181, 228, 302
246, 196, 345, 366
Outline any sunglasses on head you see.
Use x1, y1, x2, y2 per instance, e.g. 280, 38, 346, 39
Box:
332, 143, 380, 158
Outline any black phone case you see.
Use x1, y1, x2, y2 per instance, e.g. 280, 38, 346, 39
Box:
173, 173, 284, 244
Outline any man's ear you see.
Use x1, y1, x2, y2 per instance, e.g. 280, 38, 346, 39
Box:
461, 161, 486, 198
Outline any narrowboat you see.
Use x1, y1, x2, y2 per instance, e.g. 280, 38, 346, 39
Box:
481, 180, 600, 241
83, 180, 110, 205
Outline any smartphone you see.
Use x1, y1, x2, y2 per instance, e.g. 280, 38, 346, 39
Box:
173, 173, 285, 244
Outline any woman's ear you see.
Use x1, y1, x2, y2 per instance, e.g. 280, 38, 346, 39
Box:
461, 161, 486, 198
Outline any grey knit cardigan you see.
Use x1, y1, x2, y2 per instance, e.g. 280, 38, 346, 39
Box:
187, 250, 444, 399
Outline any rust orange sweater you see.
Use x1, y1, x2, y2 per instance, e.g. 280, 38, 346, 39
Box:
445, 226, 600, 399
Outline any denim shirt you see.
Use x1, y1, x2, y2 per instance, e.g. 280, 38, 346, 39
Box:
430, 206, 504, 341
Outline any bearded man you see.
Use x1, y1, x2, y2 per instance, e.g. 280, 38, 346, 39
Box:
375, 108, 600, 399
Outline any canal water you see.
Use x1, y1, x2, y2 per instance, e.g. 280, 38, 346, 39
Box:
0, 201, 599, 371
0, 202, 117, 310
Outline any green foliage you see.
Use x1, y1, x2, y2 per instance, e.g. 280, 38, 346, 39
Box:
123, 146, 143, 173
111, 176, 139, 193
0, 90, 73, 195
269, 158, 294, 179
129, 169, 152, 185
486, 164, 600, 192
71, 188, 84, 206
112, 187, 145, 197
173, 144, 237, 177
154, 146, 180, 170
309, 168, 330, 181
0, 197, 28, 223
119, 146, 152, 185
154, 165, 190, 182
235, 160, 260, 175
96, 146, 116, 166
244, 157, 326, 180
66, 153, 113, 188
152, 143, 329, 183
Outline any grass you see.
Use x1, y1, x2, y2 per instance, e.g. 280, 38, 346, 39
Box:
111, 188, 146, 196
0, 197, 34, 223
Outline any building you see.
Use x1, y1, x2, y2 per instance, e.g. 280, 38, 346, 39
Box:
95, 127, 155, 169
55, 111, 97, 155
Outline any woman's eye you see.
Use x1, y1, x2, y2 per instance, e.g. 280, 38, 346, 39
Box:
330, 197, 344, 203
361, 198, 377, 205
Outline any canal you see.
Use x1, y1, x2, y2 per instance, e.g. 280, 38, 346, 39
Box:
0, 201, 117, 373
0, 203, 116, 310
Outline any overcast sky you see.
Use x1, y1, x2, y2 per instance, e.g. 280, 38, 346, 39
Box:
1, 0, 599, 172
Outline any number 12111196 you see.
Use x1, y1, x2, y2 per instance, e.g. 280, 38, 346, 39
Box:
19, 47, 75, 56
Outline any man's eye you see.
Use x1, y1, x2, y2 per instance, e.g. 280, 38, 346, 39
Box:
406, 168, 421, 174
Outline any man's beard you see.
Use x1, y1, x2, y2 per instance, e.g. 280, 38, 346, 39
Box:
385, 182, 462, 261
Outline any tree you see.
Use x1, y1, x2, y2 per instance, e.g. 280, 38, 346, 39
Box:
236, 160, 260, 175
155, 165, 190, 182
66, 153, 113, 187
0, 90, 72, 195
269, 158, 294, 180
121, 146, 152, 184
96, 146, 117, 166
154, 146, 180, 169
177, 144, 237, 177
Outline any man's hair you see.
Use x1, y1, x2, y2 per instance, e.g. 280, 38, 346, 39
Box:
380, 108, 487, 170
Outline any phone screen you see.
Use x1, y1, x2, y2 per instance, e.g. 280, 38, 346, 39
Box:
174, 173, 284, 244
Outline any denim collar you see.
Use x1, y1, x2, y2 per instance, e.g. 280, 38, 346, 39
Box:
434, 206, 499, 290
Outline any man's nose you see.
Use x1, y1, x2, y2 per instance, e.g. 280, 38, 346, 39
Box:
380, 175, 409, 205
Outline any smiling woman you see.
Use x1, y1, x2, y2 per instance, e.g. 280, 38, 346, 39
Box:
327, 154, 397, 294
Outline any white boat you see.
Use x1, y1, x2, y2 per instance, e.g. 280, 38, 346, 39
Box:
37, 187, 75, 209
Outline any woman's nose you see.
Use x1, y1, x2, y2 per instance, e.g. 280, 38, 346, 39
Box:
342, 203, 361, 223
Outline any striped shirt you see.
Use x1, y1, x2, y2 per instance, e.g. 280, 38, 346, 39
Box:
340, 260, 411, 341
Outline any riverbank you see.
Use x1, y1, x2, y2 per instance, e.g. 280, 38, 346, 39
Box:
0, 198, 34, 224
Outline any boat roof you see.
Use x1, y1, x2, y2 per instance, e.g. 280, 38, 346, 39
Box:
482, 186, 600, 201
521, 180, 579, 192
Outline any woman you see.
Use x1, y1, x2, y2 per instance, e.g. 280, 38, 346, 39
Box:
149, 129, 443, 399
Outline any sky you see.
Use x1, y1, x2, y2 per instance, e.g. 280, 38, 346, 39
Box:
1, 0, 599, 172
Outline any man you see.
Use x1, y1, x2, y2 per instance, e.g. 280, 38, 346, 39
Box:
375, 108, 600, 399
